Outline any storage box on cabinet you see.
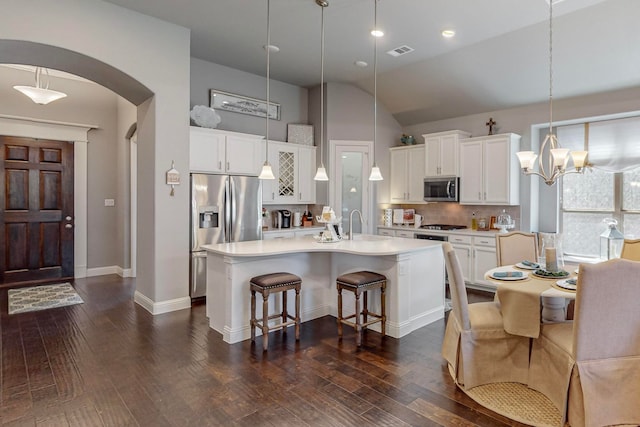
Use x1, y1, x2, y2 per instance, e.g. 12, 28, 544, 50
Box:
422, 130, 471, 177
389, 145, 425, 203
262, 141, 316, 204
189, 126, 263, 175
459, 133, 521, 205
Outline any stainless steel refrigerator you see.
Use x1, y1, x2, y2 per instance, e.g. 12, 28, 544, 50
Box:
190, 174, 262, 299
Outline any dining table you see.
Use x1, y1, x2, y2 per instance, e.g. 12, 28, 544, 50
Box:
485, 263, 579, 338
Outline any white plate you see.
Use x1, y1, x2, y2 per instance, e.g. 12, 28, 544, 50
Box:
515, 262, 540, 270
489, 271, 529, 281
556, 279, 577, 290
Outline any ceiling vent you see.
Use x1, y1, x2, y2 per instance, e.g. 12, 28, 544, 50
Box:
386, 45, 414, 57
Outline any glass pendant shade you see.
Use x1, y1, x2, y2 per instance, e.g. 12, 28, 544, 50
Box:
13, 67, 67, 105
314, 165, 328, 181
368, 165, 383, 181
258, 161, 275, 180
571, 151, 588, 169
13, 85, 67, 105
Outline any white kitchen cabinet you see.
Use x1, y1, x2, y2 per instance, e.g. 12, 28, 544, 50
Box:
189, 126, 263, 175
448, 234, 472, 282
262, 141, 316, 204
471, 236, 498, 289
389, 145, 425, 203
377, 227, 416, 238
422, 130, 471, 177
459, 133, 521, 205
378, 228, 394, 237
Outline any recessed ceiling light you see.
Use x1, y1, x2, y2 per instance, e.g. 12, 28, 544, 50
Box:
263, 44, 280, 53
441, 30, 456, 38
354, 60, 368, 68
371, 29, 384, 38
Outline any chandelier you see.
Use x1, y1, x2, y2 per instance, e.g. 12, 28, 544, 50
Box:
515, 0, 588, 186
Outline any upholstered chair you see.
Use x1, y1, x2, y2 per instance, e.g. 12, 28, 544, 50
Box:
441, 242, 530, 390
528, 259, 640, 427
620, 238, 640, 261
495, 231, 538, 267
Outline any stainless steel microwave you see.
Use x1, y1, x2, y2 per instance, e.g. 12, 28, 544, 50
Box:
423, 176, 459, 202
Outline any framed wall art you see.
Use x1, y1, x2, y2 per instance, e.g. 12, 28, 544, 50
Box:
210, 89, 280, 120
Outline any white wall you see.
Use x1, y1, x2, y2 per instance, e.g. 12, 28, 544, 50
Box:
190, 58, 308, 142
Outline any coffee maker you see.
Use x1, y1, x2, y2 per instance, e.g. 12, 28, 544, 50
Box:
272, 209, 292, 228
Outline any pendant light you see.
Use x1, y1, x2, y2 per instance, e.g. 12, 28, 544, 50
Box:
368, 0, 383, 181
313, 0, 329, 181
258, 0, 276, 180
13, 67, 67, 105
515, 0, 587, 186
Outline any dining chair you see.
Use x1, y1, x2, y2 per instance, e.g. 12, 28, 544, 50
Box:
620, 238, 640, 261
495, 231, 538, 266
527, 259, 640, 427
441, 242, 530, 390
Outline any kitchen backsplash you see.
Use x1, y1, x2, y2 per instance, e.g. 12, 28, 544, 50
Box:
383, 203, 521, 230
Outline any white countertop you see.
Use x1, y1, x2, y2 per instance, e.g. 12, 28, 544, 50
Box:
378, 225, 500, 238
263, 226, 324, 234
202, 234, 442, 257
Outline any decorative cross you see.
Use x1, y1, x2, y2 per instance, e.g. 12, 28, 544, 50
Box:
486, 117, 496, 135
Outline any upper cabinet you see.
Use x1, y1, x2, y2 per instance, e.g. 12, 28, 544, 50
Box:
189, 127, 263, 175
423, 130, 471, 177
459, 133, 521, 205
262, 141, 316, 205
389, 145, 425, 203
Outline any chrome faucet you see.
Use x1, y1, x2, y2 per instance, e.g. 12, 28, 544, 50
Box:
348, 209, 364, 240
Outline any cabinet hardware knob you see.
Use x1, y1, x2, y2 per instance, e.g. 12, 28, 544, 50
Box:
65, 224, 73, 229
65, 216, 72, 221
218, 161, 222, 169
227, 161, 230, 170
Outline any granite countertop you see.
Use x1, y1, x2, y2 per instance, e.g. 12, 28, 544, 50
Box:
202, 234, 442, 257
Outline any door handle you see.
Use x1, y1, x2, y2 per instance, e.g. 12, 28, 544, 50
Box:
218, 161, 222, 170
65, 224, 73, 229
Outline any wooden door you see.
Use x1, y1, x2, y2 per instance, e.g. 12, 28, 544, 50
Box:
1, 136, 74, 285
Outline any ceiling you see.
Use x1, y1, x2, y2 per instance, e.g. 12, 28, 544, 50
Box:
49, 0, 640, 125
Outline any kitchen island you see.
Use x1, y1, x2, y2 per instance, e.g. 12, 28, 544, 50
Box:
202, 235, 445, 344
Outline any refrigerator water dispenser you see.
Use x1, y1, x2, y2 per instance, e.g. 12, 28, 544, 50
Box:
199, 206, 219, 228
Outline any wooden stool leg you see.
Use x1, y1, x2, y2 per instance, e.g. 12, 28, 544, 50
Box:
362, 290, 368, 327
355, 289, 362, 347
251, 289, 256, 342
381, 283, 386, 337
295, 287, 300, 340
262, 293, 269, 351
337, 286, 343, 338
282, 290, 288, 333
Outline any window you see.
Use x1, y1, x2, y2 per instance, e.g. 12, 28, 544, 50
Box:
560, 116, 640, 258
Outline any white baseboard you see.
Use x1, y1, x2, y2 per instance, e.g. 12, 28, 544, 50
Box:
75, 265, 87, 278
86, 265, 119, 277
134, 291, 191, 315
116, 266, 135, 278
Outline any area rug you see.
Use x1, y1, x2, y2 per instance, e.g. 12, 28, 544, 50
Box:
8, 283, 84, 315
464, 382, 561, 427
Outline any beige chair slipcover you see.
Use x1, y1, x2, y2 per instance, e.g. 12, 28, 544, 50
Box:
528, 259, 640, 427
620, 238, 640, 261
441, 242, 530, 390
495, 231, 538, 267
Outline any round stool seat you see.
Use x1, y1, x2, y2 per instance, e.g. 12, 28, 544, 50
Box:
250, 272, 301, 289
337, 271, 386, 288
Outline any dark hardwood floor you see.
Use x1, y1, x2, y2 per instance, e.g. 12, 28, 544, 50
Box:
0, 276, 526, 426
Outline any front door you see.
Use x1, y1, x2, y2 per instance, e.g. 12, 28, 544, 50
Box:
1, 136, 74, 285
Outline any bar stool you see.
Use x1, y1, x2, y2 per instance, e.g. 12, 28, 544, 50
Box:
336, 271, 386, 347
250, 272, 301, 351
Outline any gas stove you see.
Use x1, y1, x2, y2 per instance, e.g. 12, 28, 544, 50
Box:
420, 224, 468, 231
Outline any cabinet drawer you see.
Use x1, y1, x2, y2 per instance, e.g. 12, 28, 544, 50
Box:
448, 235, 471, 245
395, 230, 415, 238
473, 236, 496, 247
378, 229, 394, 236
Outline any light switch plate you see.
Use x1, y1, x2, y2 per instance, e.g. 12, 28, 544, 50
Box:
104, 199, 115, 207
